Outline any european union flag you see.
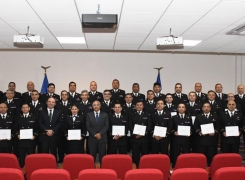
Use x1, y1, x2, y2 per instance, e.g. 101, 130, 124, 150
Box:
41, 73, 49, 94
156, 72, 162, 87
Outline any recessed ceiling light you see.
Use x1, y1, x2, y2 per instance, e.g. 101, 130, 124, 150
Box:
57, 37, 86, 44
184, 40, 202, 46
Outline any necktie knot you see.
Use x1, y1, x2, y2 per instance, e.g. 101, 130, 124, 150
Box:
158, 112, 161, 116
138, 111, 141, 115
116, 115, 119, 118
205, 114, 208, 119
2, 115, 5, 119
230, 112, 234, 117
181, 115, 184, 119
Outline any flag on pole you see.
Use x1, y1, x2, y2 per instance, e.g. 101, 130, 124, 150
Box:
156, 71, 162, 87
41, 73, 49, 94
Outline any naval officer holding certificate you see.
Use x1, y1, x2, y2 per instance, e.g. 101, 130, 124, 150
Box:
108, 103, 128, 154
0, 103, 14, 153
194, 103, 219, 166
220, 100, 244, 153
151, 100, 172, 155
64, 105, 86, 154
129, 101, 151, 168
15, 103, 38, 168
171, 103, 192, 168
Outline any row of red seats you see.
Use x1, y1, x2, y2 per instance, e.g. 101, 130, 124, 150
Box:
1, 167, 245, 180
0, 153, 244, 180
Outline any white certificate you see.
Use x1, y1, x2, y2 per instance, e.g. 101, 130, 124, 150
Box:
133, 124, 146, 136
68, 129, 81, 140
20, 129, 33, 139
178, 125, 190, 136
191, 116, 196, 124
201, 123, 214, 134
153, 126, 167, 137
0, 129, 11, 139
112, 126, 125, 136
225, 126, 239, 137
171, 112, 177, 117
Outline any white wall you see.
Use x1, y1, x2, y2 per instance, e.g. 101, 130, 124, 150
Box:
0, 51, 243, 96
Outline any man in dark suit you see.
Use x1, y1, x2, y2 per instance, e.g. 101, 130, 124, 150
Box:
195, 83, 207, 104
86, 100, 109, 164
185, 91, 202, 153
3, 90, 20, 116
0, 103, 14, 153
235, 85, 245, 115
101, 90, 115, 115
206, 90, 222, 116
220, 101, 244, 153
129, 101, 151, 168
1, 82, 22, 103
194, 103, 219, 166
29, 90, 44, 119
215, 83, 228, 109
110, 79, 125, 104
22, 81, 41, 103
89, 81, 103, 103
15, 103, 38, 168
153, 82, 165, 103
131, 83, 145, 105
171, 103, 192, 168
225, 93, 242, 113
41, 83, 60, 104
108, 103, 128, 154
38, 97, 62, 160
122, 93, 135, 116
144, 90, 156, 116
172, 83, 188, 105
151, 100, 172, 155
68, 81, 80, 103
164, 93, 177, 113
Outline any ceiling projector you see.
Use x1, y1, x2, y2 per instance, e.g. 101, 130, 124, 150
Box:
13, 26, 44, 48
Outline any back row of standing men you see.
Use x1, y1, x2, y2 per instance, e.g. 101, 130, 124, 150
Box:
1, 80, 245, 167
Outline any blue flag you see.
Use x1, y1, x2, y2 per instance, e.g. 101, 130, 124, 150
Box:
156, 72, 162, 87
41, 73, 49, 94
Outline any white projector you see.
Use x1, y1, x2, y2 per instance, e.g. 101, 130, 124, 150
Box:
13, 34, 44, 48
157, 36, 184, 49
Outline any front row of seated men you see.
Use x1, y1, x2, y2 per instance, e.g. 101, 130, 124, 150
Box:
0, 91, 244, 168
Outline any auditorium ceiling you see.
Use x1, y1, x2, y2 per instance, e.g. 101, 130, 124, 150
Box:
1, 0, 245, 54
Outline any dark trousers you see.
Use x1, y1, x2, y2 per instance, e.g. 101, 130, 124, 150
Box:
88, 141, 106, 165
131, 142, 149, 168
40, 140, 58, 161
107, 144, 127, 154
84, 137, 89, 153
67, 141, 84, 154
191, 134, 199, 153
151, 142, 169, 155
172, 143, 190, 168
13, 138, 19, 157
198, 145, 215, 166
57, 138, 65, 163
19, 147, 35, 168
222, 143, 240, 154
0, 146, 12, 153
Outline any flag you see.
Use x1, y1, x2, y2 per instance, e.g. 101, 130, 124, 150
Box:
41, 73, 49, 94
156, 71, 162, 87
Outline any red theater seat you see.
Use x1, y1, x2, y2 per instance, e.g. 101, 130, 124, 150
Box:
209, 153, 242, 178
63, 154, 94, 180
78, 169, 117, 180
125, 169, 163, 180
139, 154, 170, 180
101, 154, 132, 180
25, 154, 57, 180
31, 169, 71, 180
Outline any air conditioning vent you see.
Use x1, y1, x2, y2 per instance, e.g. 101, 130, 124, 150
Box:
226, 23, 245, 35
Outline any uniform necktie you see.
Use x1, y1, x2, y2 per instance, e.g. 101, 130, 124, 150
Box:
138, 111, 141, 115
49, 110, 52, 122
8, 100, 10, 104
178, 95, 181, 99
84, 102, 87, 105
73, 115, 76, 121
33, 102, 36, 107
230, 112, 234, 117
95, 113, 99, 123
2, 115, 5, 119
158, 112, 161, 116
168, 104, 170, 108
135, 93, 138, 97
149, 101, 152, 105
106, 101, 109, 106
156, 94, 159, 97
205, 114, 208, 119
63, 102, 66, 106
240, 95, 243, 99
116, 115, 119, 119
181, 115, 184, 119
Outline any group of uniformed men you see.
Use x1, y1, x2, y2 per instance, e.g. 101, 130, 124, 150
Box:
0, 80, 245, 168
